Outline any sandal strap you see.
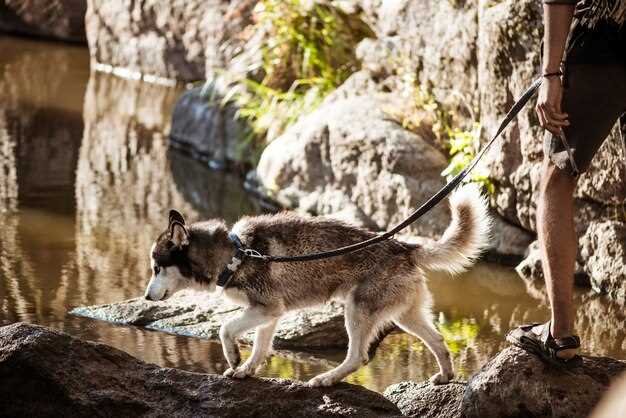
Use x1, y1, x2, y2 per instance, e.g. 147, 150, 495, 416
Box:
540, 322, 581, 352
553, 335, 580, 350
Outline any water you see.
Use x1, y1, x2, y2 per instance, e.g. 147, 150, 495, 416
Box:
1, 36, 624, 393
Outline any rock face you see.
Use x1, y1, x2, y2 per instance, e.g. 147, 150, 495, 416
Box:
85, 0, 258, 82
0, 0, 86, 42
517, 217, 626, 304
169, 85, 253, 169
384, 381, 465, 418
71, 295, 348, 350
462, 347, 626, 418
257, 94, 451, 238
0, 322, 401, 417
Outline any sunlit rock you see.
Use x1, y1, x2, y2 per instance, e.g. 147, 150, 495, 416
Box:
462, 347, 626, 418
517, 218, 626, 304
0, 0, 86, 42
71, 295, 348, 350
0, 323, 401, 417
257, 94, 451, 238
85, 0, 258, 82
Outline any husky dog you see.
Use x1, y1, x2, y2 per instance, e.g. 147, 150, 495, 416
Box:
144, 184, 491, 387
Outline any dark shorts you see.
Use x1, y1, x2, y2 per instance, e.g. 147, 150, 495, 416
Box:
543, 22, 626, 176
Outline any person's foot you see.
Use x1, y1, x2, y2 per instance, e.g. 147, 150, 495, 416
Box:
506, 322, 582, 368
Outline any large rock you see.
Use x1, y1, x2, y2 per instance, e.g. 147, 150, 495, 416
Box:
462, 347, 626, 418
517, 218, 626, 304
85, 0, 258, 82
71, 295, 349, 350
384, 381, 465, 418
348, 0, 479, 114
257, 94, 451, 238
169, 85, 254, 169
0, 322, 401, 417
580, 220, 626, 303
0, 0, 86, 42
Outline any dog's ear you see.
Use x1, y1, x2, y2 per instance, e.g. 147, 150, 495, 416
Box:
169, 221, 189, 248
169, 209, 186, 226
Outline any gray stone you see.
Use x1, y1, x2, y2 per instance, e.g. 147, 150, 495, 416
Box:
517, 218, 626, 304
0, 0, 86, 42
516, 240, 589, 287
85, 0, 255, 82
462, 346, 626, 418
486, 215, 534, 262
71, 294, 349, 350
580, 220, 626, 303
349, 0, 479, 114
257, 95, 451, 238
0, 322, 401, 417
384, 380, 465, 418
169, 85, 253, 169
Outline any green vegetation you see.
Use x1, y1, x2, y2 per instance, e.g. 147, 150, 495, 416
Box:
437, 317, 480, 355
224, 0, 374, 145
441, 123, 495, 194
387, 82, 495, 193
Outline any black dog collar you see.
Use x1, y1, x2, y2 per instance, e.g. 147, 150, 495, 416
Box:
217, 233, 246, 288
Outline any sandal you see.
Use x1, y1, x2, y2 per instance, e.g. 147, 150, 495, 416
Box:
506, 322, 582, 368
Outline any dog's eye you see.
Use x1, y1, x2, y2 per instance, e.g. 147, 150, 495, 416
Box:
154, 266, 160, 275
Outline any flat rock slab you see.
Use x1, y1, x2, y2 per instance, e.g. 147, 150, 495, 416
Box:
0, 323, 401, 418
70, 294, 348, 350
462, 346, 626, 418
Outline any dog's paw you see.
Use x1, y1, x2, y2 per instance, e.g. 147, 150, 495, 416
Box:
223, 368, 235, 377
307, 374, 337, 387
230, 364, 255, 379
429, 371, 454, 385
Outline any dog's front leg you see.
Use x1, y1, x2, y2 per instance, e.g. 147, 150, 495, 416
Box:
230, 318, 278, 378
219, 307, 278, 378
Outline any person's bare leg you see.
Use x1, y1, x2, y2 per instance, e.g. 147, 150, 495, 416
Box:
536, 158, 578, 359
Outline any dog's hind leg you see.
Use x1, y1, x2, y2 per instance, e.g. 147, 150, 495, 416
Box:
307, 302, 381, 387
219, 307, 279, 376
393, 305, 454, 385
228, 318, 279, 379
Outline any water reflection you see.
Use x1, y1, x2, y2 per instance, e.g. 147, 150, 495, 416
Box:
0, 36, 624, 393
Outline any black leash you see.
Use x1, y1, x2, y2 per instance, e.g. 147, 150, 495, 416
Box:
227, 77, 543, 267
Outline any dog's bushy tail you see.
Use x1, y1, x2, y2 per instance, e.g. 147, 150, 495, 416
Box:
417, 183, 492, 274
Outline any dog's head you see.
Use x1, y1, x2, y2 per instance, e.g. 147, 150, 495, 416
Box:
144, 210, 228, 301
144, 210, 192, 301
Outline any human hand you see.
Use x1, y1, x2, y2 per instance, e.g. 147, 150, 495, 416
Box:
535, 76, 569, 135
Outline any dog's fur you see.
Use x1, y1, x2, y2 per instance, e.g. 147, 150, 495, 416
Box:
144, 184, 491, 386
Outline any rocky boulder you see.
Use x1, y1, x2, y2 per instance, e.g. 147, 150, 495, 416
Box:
0, 322, 401, 417
0, 0, 86, 42
462, 347, 626, 418
257, 94, 451, 238
580, 220, 626, 303
85, 0, 257, 82
169, 85, 254, 169
384, 381, 465, 418
71, 294, 349, 350
517, 218, 626, 304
